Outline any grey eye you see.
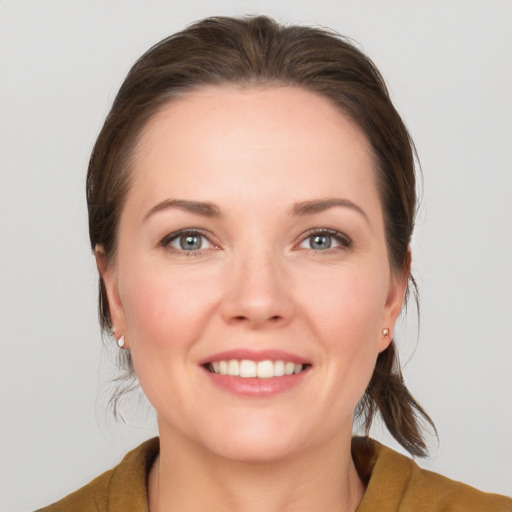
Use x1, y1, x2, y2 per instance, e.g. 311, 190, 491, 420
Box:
298, 230, 351, 252
163, 231, 213, 252
309, 234, 333, 250
179, 234, 203, 250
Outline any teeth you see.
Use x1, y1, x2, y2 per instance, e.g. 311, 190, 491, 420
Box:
227, 360, 239, 376
209, 359, 305, 378
285, 362, 295, 375
257, 360, 274, 379
239, 360, 257, 378
274, 360, 285, 377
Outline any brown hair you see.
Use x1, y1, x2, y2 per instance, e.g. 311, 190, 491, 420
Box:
87, 15, 435, 456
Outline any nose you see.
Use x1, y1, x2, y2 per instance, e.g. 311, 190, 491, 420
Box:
220, 249, 294, 329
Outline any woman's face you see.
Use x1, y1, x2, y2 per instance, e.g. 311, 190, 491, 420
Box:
99, 86, 406, 462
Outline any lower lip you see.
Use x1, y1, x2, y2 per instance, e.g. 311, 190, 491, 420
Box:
203, 368, 309, 397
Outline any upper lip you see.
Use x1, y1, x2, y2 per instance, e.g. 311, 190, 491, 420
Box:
198, 349, 311, 366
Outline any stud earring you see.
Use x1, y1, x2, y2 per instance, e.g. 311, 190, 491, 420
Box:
382, 328, 390, 337
117, 336, 125, 349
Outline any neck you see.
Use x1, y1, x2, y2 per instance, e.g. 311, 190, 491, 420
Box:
149, 423, 365, 512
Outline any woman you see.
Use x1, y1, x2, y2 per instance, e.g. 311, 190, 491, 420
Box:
38, 15, 511, 512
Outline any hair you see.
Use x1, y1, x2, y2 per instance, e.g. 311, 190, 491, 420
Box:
87, 15, 435, 456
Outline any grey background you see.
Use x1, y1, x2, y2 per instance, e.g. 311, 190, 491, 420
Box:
1, 1, 511, 510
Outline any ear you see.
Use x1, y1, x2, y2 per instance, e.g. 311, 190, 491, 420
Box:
95, 245, 127, 338
378, 247, 411, 352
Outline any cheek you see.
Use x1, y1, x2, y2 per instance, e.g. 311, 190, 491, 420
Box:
117, 261, 222, 413
301, 261, 388, 340
121, 263, 218, 346
301, 263, 389, 395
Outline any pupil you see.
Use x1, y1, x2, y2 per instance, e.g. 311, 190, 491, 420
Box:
312, 235, 331, 249
180, 235, 201, 250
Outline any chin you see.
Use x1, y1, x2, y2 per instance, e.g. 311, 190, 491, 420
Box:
197, 414, 318, 464
211, 436, 299, 464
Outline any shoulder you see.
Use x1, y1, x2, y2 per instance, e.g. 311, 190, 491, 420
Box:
36, 437, 159, 512
353, 437, 512, 512
35, 469, 113, 512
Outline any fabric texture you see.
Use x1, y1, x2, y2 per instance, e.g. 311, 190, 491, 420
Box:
37, 437, 512, 512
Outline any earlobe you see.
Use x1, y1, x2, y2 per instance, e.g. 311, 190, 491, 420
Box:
94, 245, 126, 334
378, 327, 392, 353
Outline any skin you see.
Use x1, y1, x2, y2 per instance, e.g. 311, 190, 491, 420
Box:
96, 85, 408, 511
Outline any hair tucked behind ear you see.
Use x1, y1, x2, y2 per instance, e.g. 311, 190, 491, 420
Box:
357, 261, 437, 458
88, 14, 436, 455
357, 340, 436, 458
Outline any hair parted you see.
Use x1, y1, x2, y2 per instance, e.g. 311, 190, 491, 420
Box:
87, 15, 435, 456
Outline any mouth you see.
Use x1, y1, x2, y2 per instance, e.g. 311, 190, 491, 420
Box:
203, 359, 311, 379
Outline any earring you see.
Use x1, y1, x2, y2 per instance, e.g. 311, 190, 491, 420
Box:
382, 328, 390, 337
117, 336, 125, 349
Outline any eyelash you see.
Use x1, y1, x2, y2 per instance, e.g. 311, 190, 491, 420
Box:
160, 228, 215, 256
159, 228, 352, 255
298, 228, 352, 253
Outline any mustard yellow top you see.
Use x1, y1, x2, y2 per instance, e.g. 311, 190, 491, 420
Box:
37, 437, 512, 512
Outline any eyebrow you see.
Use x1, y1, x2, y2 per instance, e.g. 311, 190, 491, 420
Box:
144, 197, 368, 223
144, 199, 222, 221
291, 198, 369, 223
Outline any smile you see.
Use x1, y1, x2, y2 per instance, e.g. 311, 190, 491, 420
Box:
207, 359, 306, 379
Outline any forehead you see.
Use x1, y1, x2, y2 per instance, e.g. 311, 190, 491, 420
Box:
128, 85, 380, 211
136, 85, 371, 154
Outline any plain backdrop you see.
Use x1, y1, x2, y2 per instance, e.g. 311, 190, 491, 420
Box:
1, 1, 511, 510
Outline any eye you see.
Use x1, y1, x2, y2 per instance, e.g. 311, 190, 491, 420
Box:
161, 229, 213, 253
298, 229, 351, 252
307, 234, 335, 250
